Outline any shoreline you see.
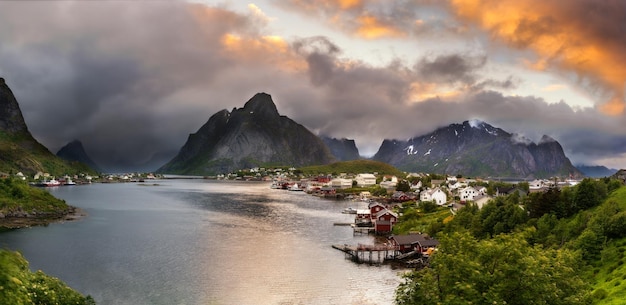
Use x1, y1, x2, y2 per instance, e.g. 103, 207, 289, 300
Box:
0, 206, 87, 229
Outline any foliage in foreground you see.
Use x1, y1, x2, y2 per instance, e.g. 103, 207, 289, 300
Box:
0, 250, 95, 305
0, 178, 69, 214
395, 180, 626, 304
396, 230, 592, 305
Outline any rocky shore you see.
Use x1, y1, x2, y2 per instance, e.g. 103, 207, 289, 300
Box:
0, 206, 86, 229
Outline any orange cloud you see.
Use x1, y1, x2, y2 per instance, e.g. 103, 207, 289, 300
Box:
276, 0, 409, 39
220, 34, 306, 71
450, 0, 626, 115
337, 0, 362, 9
355, 14, 406, 39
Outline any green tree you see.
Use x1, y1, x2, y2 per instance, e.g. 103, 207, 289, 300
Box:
419, 200, 438, 213
575, 178, 603, 211
396, 231, 592, 305
396, 180, 410, 192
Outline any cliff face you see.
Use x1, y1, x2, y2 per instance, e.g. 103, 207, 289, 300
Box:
157, 93, 336, 175
0, 78, 95, 175
321, 137, 360, 161
373, 120, 582, 179
0, 78, 29, 134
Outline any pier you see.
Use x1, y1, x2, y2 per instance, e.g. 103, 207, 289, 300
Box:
332, 244, 398, 265
351, 225, 375, 235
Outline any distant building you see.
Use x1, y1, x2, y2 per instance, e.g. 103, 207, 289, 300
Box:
330, 178, 353, 189
459, 186, 478, 203
355, 173, 377, 187
420, 188, 448, 205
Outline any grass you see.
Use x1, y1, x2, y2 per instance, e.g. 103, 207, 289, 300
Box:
300, 160, 404, 177
0, 130, 96, 176
392, 203, 451, 235
0, 178, 69, 214
588, 238, 626, 304
582, 187, 626, 304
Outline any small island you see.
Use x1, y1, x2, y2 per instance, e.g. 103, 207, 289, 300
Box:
0, 178, 84, 229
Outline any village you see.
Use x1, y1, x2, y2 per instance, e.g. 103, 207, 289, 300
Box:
267, 170, 583, 267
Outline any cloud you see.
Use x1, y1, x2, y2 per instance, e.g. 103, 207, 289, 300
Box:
274, 0, 457, 39
0, 1, 289, 171
448, 0, 626, 115
0, 1, 624, 172
415, 53, 486, 85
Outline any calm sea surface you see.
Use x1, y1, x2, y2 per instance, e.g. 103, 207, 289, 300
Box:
0, 180, 403, 305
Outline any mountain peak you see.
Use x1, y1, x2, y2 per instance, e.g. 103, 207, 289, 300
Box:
56, 140, 101, 172
0, 77, 29, 134
241, 92, 279, 118
158, 93, 334, 175
467, 119, 486, 128
538, 135, 557, 144
373, 120, 581, 178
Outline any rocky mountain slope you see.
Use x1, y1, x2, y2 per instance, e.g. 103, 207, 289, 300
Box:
158, 93, 335, 175
373, 120, 582, 179
56, 140, 102, 173
576, 165, 618, 178
321, 136, 360, 161
0, 78, 94, 175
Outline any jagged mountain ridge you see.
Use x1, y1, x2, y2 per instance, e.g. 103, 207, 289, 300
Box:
158, 93, 336, 175
373, 120, 582, 178
0, 78, 95, 175
56, 140, 102, 173
321, 136, 360, 161
576, 165, 619, 178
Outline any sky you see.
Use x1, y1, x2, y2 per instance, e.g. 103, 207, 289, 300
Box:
0, 0, 625, 172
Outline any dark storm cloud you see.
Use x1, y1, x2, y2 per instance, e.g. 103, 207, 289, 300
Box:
0, 1, 266, 172
0, 1, 624, 171
415, 53, 486, 85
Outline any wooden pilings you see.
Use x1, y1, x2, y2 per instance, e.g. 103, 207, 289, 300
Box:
332, 244, 398, 265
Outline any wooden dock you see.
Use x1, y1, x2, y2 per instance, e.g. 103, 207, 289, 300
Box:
332, 244, 398, 265
351, 224, 375, 235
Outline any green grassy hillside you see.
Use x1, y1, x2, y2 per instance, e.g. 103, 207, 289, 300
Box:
300, 159, 404, 176
584, 187, 626, 304
0, 178, 69, 215
0, 130, 95, 176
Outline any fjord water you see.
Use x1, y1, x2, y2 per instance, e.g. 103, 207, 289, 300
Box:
0, 180, 401, 305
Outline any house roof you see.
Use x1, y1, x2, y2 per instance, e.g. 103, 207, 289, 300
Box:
356, 173, 376, 179
390, 234, 440, 247
375, 209, 398, 218
368, 201, 386, 209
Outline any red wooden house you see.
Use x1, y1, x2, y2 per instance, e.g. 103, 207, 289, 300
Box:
374, 209, 398, 234
368, 202, 387, 221
388, 234, 440, 254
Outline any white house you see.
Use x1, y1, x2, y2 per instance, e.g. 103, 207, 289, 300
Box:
420, 187, 448, 205
474, 186, 487, 195
410, 180, 423, 190
448, 181, 467, 191
529, 179, 544, 190
379, 175, 398, 189
330, 178, 353, 189
459, 186, 479, 202
355, 173, 377, 187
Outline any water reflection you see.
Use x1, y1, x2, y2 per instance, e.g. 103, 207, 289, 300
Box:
0, 180, 402, 305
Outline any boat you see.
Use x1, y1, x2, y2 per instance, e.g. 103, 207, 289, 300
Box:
37, 179, 61, 187
64, 178, 77, 186
288, 183, 304, 191
342, 207, 357, 214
